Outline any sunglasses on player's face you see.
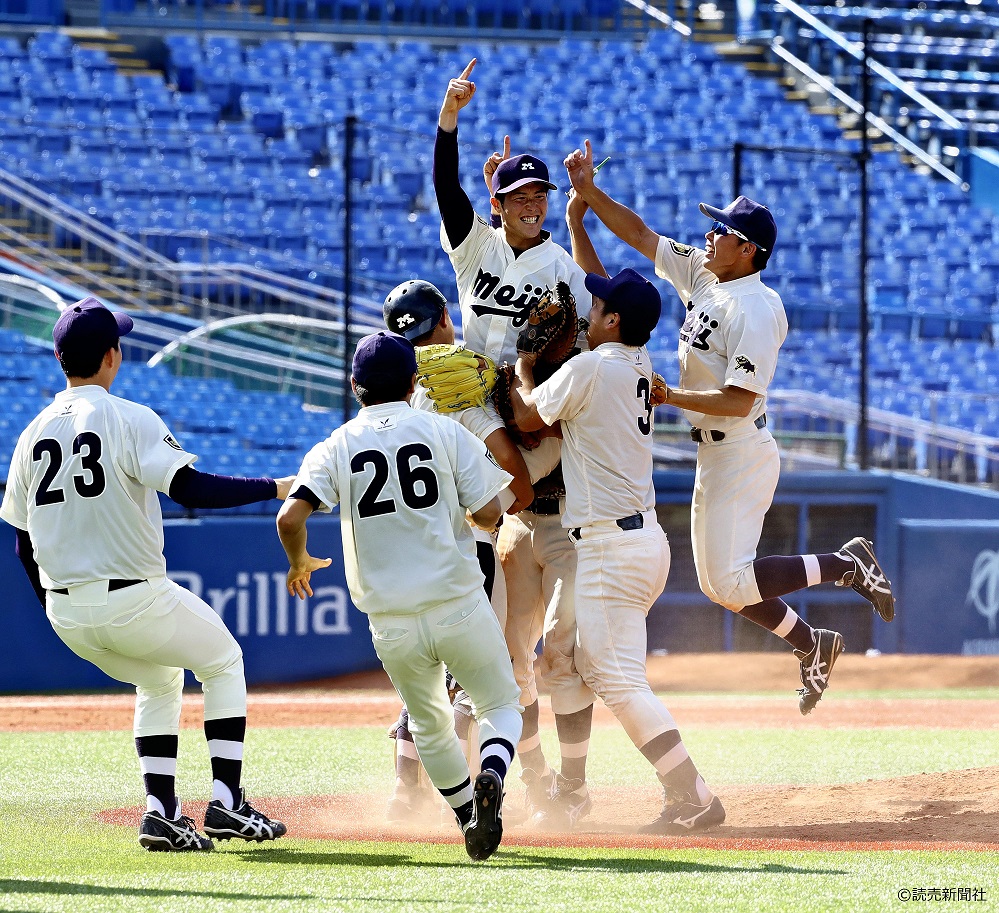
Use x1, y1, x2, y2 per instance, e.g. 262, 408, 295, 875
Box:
709, 220, 766, 251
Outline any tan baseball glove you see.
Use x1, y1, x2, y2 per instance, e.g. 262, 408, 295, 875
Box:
415, 344, 498, 413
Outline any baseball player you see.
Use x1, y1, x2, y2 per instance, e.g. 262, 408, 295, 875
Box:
564, 142, 896, 714
381, 278, 539, 822
276, 331, 524, 861
0, 297, 289, 851
435, 59, 597, 827
510, 267, 725, 834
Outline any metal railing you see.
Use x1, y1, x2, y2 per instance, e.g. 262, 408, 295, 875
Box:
753, 0, 977, 186
0, 164, 386, 330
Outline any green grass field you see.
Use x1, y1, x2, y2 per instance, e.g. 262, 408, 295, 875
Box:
2, 690, 997, 913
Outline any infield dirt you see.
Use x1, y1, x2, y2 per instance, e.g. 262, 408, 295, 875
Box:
6, 653, 998, 850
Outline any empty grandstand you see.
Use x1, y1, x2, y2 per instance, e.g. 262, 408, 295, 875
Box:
0, 0, 996, 491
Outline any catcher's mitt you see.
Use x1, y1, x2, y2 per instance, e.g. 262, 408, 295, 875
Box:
415, 344, 498, 413
517, 281, 578, 363
650, 372, 669, 406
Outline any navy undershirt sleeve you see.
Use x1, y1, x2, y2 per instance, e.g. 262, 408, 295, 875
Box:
168, 465, 276, 509
14, 527, 46, 607
433, 126, 476, 250
289, 485, 322, 511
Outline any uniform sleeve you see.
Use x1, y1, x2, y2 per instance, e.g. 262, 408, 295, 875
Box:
291, 438, 339, 513
722, 295, 783, 395
412, 386, 504, 442
119, 404, 196, 493
451, 421, 513, 514
0, 434, 30, 530
654, 235, 712, 307
440, 210, 492, 269
533, 354, 598, 426
454, 400, 505, 441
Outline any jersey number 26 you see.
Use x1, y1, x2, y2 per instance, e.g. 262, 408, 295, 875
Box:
351, 443, 439, 519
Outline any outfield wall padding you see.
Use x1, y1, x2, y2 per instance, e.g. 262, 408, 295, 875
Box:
2, 471, 999, 690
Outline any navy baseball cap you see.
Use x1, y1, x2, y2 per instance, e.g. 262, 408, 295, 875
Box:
53, 296, 133, 359
585, 268, 662, 334
352, 331, 418, 388
698, 196, 777, 255
492, 154, 557, 196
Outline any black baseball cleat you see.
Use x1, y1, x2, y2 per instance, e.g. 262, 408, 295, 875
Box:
531, 774, 593, 832
836, 537, 895, 622
203, 789, 287, 842
139, 810, 214, 852
519, 767, 556, 821
640, 787, 726, 836
795, 628, 845, 715
463, 770, 504, 861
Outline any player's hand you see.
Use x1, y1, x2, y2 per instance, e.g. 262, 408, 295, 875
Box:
439, 58, 476, 130
484, 134, 510, 197
564, 139, 596, 195
518, 430, 543, 450
273, 475, 297, 500
286, 555, 333, 600
566, 188, 589, 225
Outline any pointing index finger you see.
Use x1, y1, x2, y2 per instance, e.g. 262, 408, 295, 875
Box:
459, 58, 476, 80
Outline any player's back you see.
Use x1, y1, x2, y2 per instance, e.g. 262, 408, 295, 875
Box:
317, 403, 506, 616
4, 386, 182, 587
554, 344, 657, 528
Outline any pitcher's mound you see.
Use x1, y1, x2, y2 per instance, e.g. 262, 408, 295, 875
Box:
98, 766, 999, 852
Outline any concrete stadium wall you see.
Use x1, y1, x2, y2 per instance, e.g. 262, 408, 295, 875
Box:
2, 471, 998, 691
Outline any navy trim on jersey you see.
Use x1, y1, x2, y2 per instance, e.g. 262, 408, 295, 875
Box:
289, 485, 322, 510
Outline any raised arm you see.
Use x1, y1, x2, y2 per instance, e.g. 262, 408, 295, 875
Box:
434, 59, 478, 249
565, 190, 606, 278
565, 139, 662, 262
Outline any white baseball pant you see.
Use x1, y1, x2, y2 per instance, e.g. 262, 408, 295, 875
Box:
691, 427, 780, 611
572, 516, 676, 749
369, 590, 523, 792
46, 576, 246, 737
499, 510, 594, 715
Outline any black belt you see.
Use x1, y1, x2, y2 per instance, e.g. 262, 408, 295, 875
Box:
50, 579, 145, 596
690, 414, 767, 444
523, 496, 562, 515
569, 512, 643, 541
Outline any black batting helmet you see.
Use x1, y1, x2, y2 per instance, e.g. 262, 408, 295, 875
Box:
383, 280, 447, 341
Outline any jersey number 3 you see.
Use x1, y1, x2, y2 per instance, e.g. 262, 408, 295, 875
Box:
32, 433, 107, 506
351, 443, 440, 519
636, 378, 653, 436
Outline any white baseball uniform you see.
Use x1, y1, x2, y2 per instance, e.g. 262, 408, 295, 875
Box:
411, 384, 508, 627
443, 214, 590, 366
292, 402, 522, 793
654, 237, 788, 610
533, 343, 678, 749
0, 385, 246, 735
442, 213, 593, 715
